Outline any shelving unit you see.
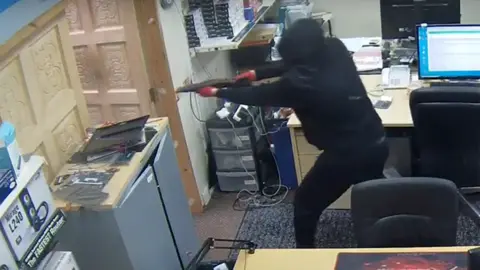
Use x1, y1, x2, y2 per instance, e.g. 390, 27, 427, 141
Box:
192, 0, 277, 53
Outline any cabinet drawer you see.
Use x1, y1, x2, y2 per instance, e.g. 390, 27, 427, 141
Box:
299, 154, 322, 175
296, 135, 321, 155
213, 149, 256, 171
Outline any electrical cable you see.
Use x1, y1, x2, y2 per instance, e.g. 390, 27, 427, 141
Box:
226, 109, 289, 211
182, 40, 288, 209
190, 92, 207, 122
367, 84, 385, 97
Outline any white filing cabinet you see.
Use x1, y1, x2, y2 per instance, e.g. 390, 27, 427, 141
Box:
57, 128, 200, 269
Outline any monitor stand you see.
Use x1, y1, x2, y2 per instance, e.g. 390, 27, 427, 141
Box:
429, 80, 480, 88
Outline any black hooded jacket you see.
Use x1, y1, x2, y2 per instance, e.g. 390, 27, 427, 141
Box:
217, 19, 385, 151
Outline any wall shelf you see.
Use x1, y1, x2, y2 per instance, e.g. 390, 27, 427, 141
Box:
192, 0, 276, 54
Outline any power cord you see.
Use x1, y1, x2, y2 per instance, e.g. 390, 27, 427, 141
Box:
227, 109, 289, 211
367, 84, 385, 97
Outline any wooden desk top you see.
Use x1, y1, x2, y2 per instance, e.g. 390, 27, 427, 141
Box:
234, 246, 474, 270
51, 118, 169, 211
287, 74, 418, 128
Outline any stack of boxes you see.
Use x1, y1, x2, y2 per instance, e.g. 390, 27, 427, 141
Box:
185, 0, 248, 48
243, 0, 263, 20
185, 9, 208, 48
0, 121, 68, 269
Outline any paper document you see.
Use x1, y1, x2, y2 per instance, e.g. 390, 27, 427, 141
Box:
352, 46, 383, 71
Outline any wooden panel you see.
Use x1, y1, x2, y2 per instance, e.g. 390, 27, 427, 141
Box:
134, 0, 201, 213
65, 0, 151, 125
0, 15, 90, 183
296, 135, 322, 155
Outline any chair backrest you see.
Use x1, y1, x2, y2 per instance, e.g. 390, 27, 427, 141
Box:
351, 177, 459, 248
410, 86, 480, 187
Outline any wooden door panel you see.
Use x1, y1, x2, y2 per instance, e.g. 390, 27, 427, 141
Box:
0, 17, 90, 183
65, 0, 150, 125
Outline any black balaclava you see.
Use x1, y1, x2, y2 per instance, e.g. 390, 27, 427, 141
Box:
277, 18, 327, 67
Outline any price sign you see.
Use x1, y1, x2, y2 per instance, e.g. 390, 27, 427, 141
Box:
1, 199, 34, 259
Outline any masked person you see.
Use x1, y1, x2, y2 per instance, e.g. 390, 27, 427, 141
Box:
198, 18, 388, 248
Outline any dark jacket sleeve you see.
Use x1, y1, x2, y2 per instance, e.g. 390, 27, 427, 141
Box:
216, 77, 300, 107
254, 61, 286, 80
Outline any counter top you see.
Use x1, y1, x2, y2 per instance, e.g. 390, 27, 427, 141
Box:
287, 74, 416, 128
234, 246, 474, 270
51, 118, 169, 211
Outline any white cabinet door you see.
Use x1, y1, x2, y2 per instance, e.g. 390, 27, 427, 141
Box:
115, 166, 182, 270
153, 131, 200, 267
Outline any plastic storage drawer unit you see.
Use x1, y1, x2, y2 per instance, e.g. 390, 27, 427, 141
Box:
213, 149, 256, 171
216, 171, 259, 192
209, 127, 256, 150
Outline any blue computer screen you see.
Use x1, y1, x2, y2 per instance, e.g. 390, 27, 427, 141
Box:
417, 24, 480, 79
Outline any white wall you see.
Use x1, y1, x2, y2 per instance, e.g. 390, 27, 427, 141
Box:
312, 0, 480, 38
157, 0, 235, 206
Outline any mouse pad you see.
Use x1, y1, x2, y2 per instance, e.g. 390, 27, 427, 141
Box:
335, 252, 467, 270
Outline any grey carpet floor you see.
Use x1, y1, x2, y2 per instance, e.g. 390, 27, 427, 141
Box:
234, 203, 480, 251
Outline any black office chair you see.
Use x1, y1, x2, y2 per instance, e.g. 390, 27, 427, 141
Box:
351, 177, 459, 248
410, 86, 480, 223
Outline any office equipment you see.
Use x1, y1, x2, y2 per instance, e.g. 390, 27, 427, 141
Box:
417, 24, 480, 80
81, 115, 149, 155
373, 95, 393, 109
351, 177, 458, 248
410, 86, 480, 225
380, 0, 460, 39
382, 65, 411, 89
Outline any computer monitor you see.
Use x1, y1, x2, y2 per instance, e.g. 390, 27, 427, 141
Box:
380, 0, 460, 39
416, 24, 480, 80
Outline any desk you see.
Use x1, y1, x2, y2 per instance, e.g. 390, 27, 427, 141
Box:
287, 75, 421, 208
54, 118, 200, 270
234, 246, 474, 270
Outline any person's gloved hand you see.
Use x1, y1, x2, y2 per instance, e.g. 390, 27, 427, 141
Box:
235, 70, 256, 82
198, 86, 219, 97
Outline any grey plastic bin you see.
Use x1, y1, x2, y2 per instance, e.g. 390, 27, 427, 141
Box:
216, 171, 259, 192
213, 150, 256, 171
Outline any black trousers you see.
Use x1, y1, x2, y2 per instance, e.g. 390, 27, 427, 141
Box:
294, 140, 389, 248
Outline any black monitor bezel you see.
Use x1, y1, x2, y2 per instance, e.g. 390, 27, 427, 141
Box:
416, 23, 480, 80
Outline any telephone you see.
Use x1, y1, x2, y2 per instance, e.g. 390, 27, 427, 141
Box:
382, 65, 411, 89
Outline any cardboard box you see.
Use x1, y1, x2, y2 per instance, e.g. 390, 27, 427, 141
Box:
38, 251, 79, 270
0, 168, 16, 205
0, 232, 17, 270
0, 156, 55, 261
